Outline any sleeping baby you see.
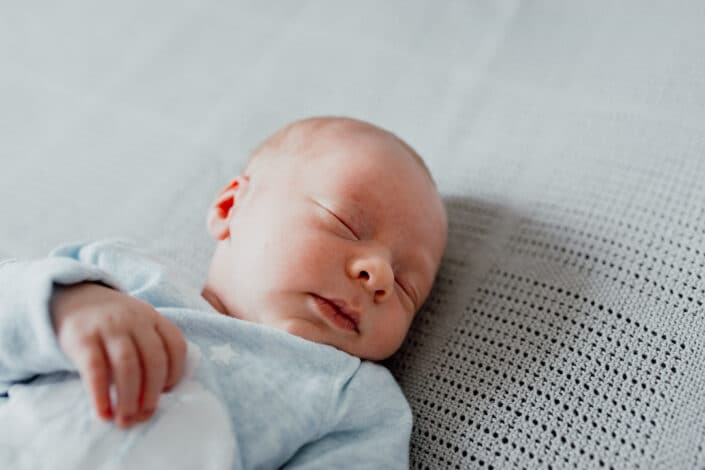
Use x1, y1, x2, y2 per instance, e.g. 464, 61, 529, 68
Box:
0, 116, 447, 469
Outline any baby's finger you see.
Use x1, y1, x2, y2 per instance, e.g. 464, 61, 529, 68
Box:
70, 335, 112, 420
104, 335, 142, 428
156, 319, 187, 391
132, 327, 168, 418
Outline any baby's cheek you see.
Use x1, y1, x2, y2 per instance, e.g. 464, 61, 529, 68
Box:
364, 312, 410, 360
389, 308, 414, 350
271, 233, 338, 286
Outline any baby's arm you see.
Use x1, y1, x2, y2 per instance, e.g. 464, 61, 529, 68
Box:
0, 245, 188, 429
52, 282, 186, 428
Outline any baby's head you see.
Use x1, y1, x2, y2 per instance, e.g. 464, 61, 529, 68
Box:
202, 117, 447, 360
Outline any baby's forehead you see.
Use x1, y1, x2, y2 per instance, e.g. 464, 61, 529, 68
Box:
314, 123, 434, 182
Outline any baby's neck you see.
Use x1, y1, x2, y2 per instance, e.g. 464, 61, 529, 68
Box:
201, 287, 232, 318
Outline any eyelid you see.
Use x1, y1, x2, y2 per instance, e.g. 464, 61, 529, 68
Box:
396, 278, 417, 310
324, 207, 359, 239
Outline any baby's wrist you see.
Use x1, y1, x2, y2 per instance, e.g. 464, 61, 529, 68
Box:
50, 282, 115, 334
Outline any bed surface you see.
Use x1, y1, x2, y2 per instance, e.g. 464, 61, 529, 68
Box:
2, 1, 704, 467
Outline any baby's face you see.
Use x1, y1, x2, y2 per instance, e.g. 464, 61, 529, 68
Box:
204, 124, 447, 360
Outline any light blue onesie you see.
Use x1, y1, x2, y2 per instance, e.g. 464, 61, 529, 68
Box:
0, 240, 411, 469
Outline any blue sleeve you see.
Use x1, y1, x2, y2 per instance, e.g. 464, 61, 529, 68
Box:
283, 362, 412, 469
50, 239, 205, 310
0, 245, 123, 393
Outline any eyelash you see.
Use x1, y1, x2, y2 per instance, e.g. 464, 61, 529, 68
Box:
396, 279, 414, 304
327, 209, 358, 239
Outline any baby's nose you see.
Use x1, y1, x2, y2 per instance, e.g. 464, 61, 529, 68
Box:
350, 256, 394, 303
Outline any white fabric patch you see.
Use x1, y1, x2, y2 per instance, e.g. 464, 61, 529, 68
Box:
0, 343, 236, 470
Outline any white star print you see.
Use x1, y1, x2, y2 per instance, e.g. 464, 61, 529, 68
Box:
209, 343, 237, 364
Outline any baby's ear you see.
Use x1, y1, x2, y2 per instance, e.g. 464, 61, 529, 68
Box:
206, 176, 249, 241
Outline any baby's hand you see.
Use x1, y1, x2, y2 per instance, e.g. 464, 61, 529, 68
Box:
51, 282, 187, 428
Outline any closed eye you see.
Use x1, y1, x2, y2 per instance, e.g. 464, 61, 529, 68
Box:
395, 279, 417, 309
310, 198, 366, 241
325, 207, 358, 239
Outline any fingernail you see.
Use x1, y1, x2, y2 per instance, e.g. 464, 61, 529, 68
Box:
99, 406, 113, 420
118, 414, 134, 428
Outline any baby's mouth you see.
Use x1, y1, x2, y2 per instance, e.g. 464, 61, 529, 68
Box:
311, 294, 360, 334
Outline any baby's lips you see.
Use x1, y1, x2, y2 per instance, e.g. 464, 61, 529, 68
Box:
311, 294, 360, 333
329, 298, 362, 327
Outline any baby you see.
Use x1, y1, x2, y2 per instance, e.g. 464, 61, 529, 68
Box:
0, 117, 447, 469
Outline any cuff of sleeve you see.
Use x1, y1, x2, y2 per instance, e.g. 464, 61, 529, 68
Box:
37, 258, 123, 370
26, 257, 124, 374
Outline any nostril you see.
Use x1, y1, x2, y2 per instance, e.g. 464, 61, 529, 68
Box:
374, 289, 386, 298
359, 270, 370, 280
